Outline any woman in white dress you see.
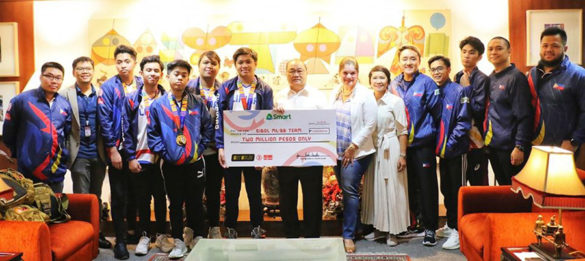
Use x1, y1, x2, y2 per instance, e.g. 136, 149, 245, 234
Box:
362, 66, 409, 246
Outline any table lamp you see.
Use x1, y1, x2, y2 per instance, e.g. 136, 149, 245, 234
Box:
511, 146, 585, 260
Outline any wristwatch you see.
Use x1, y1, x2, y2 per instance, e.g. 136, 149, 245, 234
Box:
571, 138, 579, 147
399, 152, 407, 158
515, 144, 525, 152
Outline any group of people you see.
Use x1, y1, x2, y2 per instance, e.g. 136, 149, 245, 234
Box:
2, 26, 583, 259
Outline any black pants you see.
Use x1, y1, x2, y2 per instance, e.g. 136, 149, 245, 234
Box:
439, 154, 466, 229
487, 147, 525, 185
108, 161, 129, 242
204, 153, 223, 228
130, 163, 167, 236
127, 179, 137, 234
406, 145, 438, 230
224, 167, 263, 229
277, 166, 323, 238
466, 148, 489, 186
162, 160, 205, 240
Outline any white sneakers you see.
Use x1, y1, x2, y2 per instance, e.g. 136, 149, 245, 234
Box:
134, 233, 151, 256
442, 229, 460, 250
436, 224, 453, 238
169, 238, 188, 259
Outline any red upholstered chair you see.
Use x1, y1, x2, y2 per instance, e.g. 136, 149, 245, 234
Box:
458, 177, 585, 261
0, 193, 100, 261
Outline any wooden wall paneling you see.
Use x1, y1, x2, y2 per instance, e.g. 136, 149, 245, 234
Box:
0, 0, 34, 92
509, 0, 585, 73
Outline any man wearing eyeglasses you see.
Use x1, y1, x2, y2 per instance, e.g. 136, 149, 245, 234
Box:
3, 62, 72, 193
428, 56, 471, 250
59, 56, 112, 249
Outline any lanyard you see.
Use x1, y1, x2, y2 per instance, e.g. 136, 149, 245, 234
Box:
236, 79, 256, 110
200, 86, 217, 109
168, 93, 188, 133
141, 88, 159, 108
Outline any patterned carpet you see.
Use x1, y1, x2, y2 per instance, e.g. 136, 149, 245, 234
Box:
148, 252, 410, 261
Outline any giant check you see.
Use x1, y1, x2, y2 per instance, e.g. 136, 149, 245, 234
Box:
223, 110, 337, 167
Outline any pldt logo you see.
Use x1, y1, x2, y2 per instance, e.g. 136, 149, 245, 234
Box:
266, 113, 292, 120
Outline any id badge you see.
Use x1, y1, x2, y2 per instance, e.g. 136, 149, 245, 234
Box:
84, 126, 91, 137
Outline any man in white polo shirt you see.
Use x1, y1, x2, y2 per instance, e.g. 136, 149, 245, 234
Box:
273, 59, 327, 238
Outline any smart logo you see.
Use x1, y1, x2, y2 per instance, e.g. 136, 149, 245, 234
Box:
266, 113, 292, 120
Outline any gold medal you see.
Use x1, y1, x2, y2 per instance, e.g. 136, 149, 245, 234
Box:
176, 134, 186, 146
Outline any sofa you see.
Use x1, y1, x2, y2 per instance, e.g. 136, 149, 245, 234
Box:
458, 184, 585, 261
0, 193, 99, 261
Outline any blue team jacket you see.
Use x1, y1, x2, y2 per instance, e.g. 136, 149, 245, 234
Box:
389, 72, 442, 148
97, 75, 143, 152
3, 87, 72, 183
215, 76, 273, 149
187, 78, 220, 153
528, 56, 585, 146
147, 92, 213, 165
455, 67, 489, 131
484, 64, 533, 150
436, 80, 472, 158
123, 84, 166, 161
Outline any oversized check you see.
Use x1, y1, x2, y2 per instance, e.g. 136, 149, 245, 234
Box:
223, 110, 337, 167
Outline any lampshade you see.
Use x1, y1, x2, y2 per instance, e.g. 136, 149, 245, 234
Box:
511, 146, 585, 210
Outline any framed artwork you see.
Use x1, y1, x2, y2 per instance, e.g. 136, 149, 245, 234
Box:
0, 81, 19, 135
0, 22, 19, 77
526, 9, 583, 66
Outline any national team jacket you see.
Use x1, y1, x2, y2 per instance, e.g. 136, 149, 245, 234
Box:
455, 67, 489, 130
187, 78, 220, 154
147, 91, 213, 165
123, 84, 166, 161
389, 72, 442, 148
484, 64, 533, 150
528, 55, 585, 147
3, 87, 72, 183
435, 80, 472, 159
215, 76, 273, 149
97, 75, 143, 152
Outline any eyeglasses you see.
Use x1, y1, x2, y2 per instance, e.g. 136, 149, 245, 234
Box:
75, 67, 93, 72
42, 74, 63, 82
430, 66, 446, 73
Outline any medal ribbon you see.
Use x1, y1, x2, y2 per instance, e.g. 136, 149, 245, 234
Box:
168, 93, 188, 133
200, 86, 216, 108
236, 79, 256, 110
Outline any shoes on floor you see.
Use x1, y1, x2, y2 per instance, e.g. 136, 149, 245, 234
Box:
343, 239, 356, 253
168, 238, 187, 259
364, 230, 386, 241
208, 226, 222, 239
436, 224, 454, 238
386, 234, 398, 247
225, 227, 238, 239
135, 232, 150, 256
422, 229, 437, 247
113, 242, 129, 260
183, 227, 195, 250
155, 233, 175, 253
98, 233, 112, 249
397, 229, 425, 239
442, 229, 460, 250
251, 226, 266, 239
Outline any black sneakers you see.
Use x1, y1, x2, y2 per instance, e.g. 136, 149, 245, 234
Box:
113, 242, 129, 260
422, 229, 437, 246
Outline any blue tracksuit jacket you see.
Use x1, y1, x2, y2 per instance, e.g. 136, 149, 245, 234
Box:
97, 75, 143, 154
3, 87, 72, 183
484, 64, 533, 150
147, 91, 213, 165
123, 84, 166, 161
455, 67, 489, 132
528, 55, 585, 146
436, 80, 472, 158
215, 76, 273, 149
389, 72, 442, 148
